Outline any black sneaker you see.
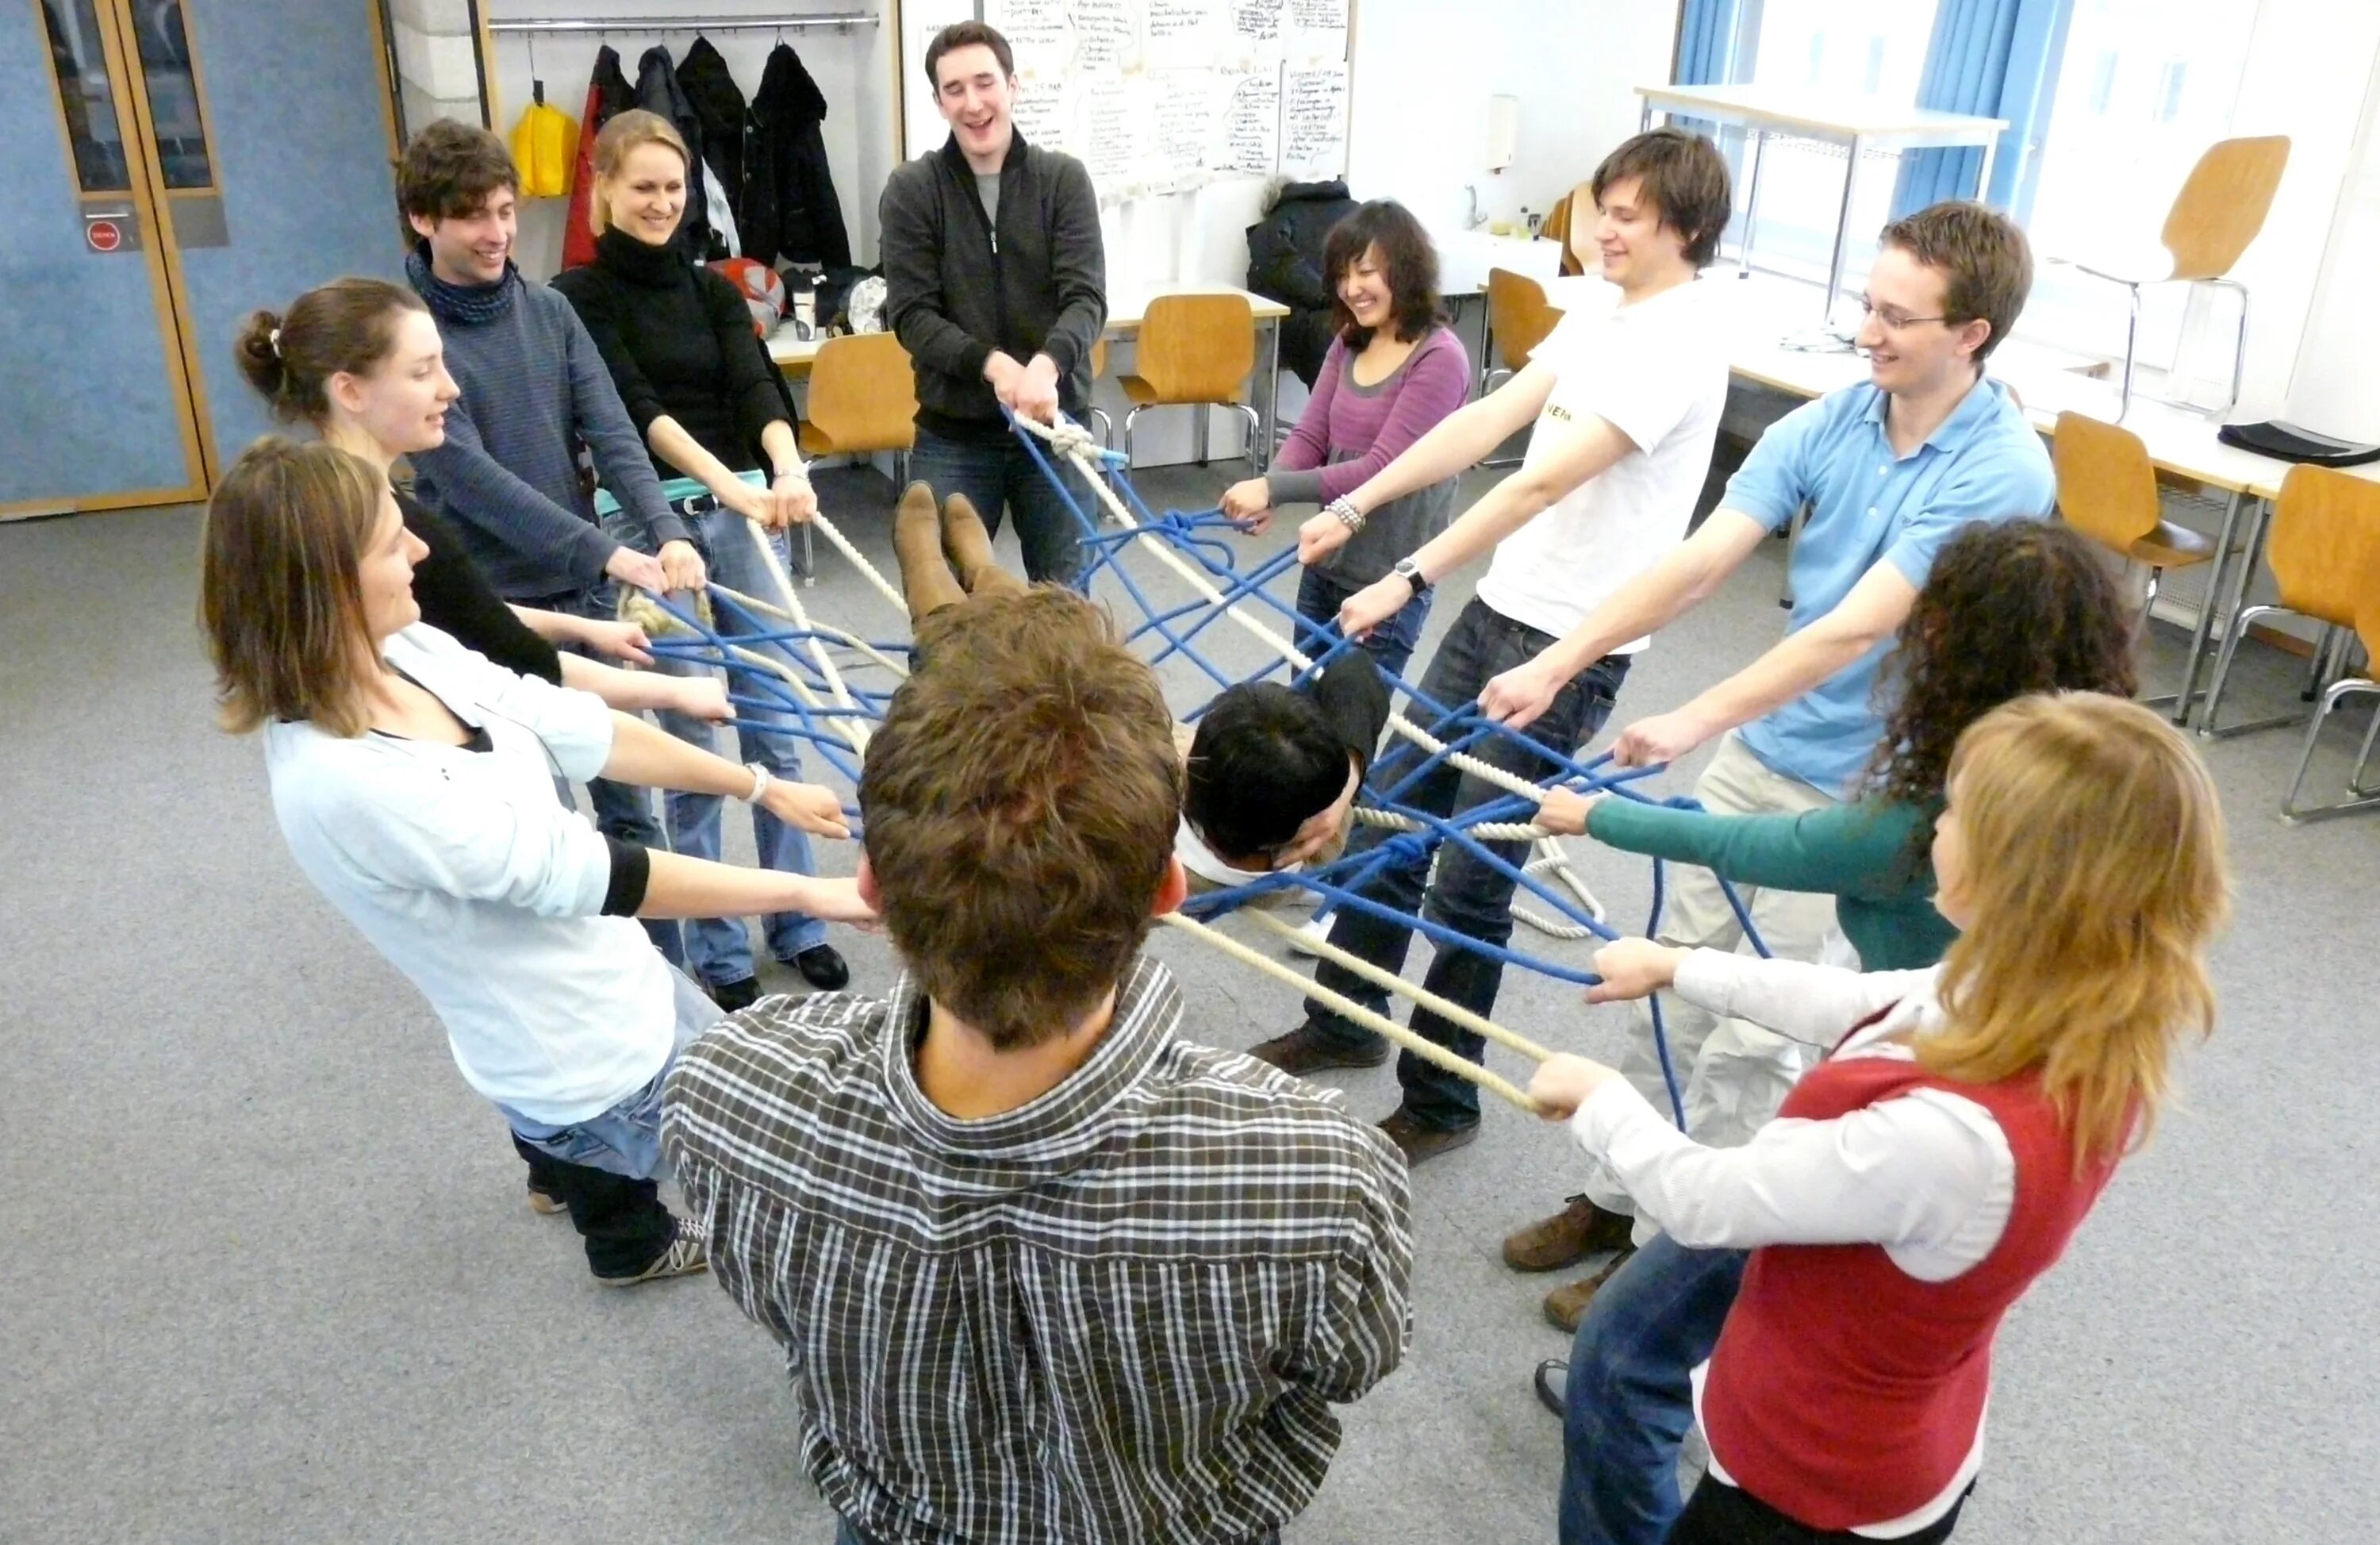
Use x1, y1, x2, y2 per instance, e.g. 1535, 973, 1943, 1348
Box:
595, 1220, 709, 1288
710, 975, 762, 1013
789, 944, 850, 990
526, 1179, 567, 1216
1246, 1023, 1392, 1074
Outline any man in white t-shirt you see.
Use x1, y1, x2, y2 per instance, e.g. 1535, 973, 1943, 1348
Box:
1247, 128, 1736, 1167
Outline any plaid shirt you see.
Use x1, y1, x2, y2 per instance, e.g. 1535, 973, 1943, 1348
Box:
662, 955, 1414, 1545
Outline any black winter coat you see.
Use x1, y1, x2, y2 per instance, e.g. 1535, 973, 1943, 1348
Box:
1246, 178, 1359, 390
743, 42, 850, 269
633, 46, 719, 261
675, 38, 748, 235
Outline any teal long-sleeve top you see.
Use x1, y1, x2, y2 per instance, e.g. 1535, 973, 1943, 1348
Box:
1586, 794, 1956, 970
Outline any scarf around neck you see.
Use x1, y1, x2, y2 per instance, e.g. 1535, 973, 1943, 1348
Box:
407, 241, 520, 327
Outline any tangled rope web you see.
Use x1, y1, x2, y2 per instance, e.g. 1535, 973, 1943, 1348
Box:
605, 413, 1771, 1119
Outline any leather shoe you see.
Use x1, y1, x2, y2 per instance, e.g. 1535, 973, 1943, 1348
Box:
1376, 1106, 1479, 1166
789, 944, 850, 990
1503, 1194, 1635, 1273
1543, 1248, 1637, 1332
708, 975, 762, 1013
1534, 1359, 1567, 1419
1246, 1023, 1392, 1075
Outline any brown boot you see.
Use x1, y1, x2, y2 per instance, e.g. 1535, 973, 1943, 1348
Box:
894, 482, 965, 621
1502, 1195, 1636, 1273
1376, 1106, 1480, 1167
1542, 1248, 1637, 1332
942, 494, 1025, 599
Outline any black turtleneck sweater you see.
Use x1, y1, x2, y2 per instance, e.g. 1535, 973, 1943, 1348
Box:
551, 227, 789, 479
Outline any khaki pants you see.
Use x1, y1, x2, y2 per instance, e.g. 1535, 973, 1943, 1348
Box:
1582, 731, 1844, 1218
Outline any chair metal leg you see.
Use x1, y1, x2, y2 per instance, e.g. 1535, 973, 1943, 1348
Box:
2303, 624, 2340, 701
1229, 402, 1264, 474
2281, 677, 2380, 823
1086, 406, 1114, 451
2201, 602, 2315, 738
2117, 281, 2142, 421
2354, 701, 2380, 794
2205, 277, 2250, 419
1123, 404, 1148, 470
2136, 566, 2183, 707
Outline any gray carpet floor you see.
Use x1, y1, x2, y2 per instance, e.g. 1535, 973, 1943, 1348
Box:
5, 461, 2374, 1543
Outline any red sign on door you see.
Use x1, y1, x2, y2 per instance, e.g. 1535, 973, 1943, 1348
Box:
86, 219, 124, 253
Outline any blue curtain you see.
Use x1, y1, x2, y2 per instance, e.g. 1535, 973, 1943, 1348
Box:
1675, 0, 1744, 86
1891, 0, 2075, 219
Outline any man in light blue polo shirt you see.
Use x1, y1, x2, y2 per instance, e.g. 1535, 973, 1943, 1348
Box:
1477, 201, 2053, 1324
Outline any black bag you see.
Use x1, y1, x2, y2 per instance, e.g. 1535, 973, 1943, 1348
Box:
2215, 419, 2380, 469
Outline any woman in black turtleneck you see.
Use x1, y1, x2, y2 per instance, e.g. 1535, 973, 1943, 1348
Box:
553, 107, 850, 1001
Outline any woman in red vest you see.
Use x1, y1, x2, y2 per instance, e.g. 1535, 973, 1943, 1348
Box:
1530, 691, 2228, 1543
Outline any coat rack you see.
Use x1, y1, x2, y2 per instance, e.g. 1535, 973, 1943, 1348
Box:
487, 13, 877, 33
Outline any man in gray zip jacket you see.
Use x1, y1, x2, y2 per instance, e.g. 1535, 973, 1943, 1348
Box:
879, 21, 1106, 585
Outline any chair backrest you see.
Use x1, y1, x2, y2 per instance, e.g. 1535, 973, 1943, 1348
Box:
1486, 267, 1564, 372
2052, 411, 2161, 552
805, 331, 918, 453
1542, 189, 1586, 277
1132, 294, 1256, 402
2268, 464, 2380, 630
1089, 335, 1108, 380
2161, 135, 2290, 280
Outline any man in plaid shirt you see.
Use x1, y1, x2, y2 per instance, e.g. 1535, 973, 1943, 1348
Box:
664, 588, 1414, 1545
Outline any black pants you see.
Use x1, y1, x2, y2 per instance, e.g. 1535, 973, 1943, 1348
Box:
1667, 1475, 1970, 1545
512, 1134, 675, 1278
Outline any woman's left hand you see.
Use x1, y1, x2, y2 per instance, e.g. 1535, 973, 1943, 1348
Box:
759, 778, 851, 840
1219, 477, 1273, 532
577, 618, 654, 667
671, 675, 735, 723
1527, 1053, 1619, 1121
766, 471, 818, 528
658, 539, 708, 593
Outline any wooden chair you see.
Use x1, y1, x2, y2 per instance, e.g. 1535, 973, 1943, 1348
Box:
797, 331, 919, 487
2201, 469, 2380, 798
2051, 411, 2218, 705
1480, 268, 1565, 468
1541, 191, 1587, 278
1117, 294, 1260, 470
2278, 587, 2380, 823
2063, 135, 2290, 420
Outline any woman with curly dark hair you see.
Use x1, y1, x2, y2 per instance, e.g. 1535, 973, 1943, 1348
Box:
1537, 517, 2136, 971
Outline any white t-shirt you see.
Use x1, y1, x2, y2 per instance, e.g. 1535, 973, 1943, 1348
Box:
1473, 277, 1732, 648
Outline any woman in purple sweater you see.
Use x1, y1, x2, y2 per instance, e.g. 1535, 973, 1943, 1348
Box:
1222, 201, 1472, 681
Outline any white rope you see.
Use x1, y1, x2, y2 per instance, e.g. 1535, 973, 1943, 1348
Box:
708, 583, 912, 679
1239, 909, 1556, 1063
796, 508, 911, 618
1157, 913, 1545, 1114
742, 517, 871, 753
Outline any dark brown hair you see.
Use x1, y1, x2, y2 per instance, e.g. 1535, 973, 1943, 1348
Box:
236, 278, 427, 427
201, 437, 391, 739
861, 587, 1181, 1051
1865, 519, 2140, 858
1325, 199, 1445, 348
924, 21, 1013, 90
1591, 127, 1733, 268
396, 118, 518, 225
1876, 201, 2034, 366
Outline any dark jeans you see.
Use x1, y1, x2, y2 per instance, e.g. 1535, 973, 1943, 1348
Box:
1668, 1475, 1970, 1545
536, 581, 684, 968
1296, 561, 1432, 684
908, 424, 1095, 586
512, 1133, 675, 1279
1560, 1234, 1748, 1545
1301, 597, 1630, 1128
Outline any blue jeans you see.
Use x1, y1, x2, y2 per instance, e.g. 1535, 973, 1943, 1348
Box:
1560, 1234, 1749, 1545
653, 507, 827, 980
1302, 597, 1630, 1128
548, 582, 685, 969
907, 424, 1093, 586
1296, 561, 1431, 683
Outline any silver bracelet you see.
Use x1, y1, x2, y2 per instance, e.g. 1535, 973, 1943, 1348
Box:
1326, 496, 1365, 533
772, 465, 808, 484
743, 763, 773, 805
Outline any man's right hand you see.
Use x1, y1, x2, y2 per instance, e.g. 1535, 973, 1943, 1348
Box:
1297, 511, 1353, 566
605, 545, 668, 594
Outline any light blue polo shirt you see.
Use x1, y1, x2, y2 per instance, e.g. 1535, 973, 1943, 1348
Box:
1727, 375, 2055, 796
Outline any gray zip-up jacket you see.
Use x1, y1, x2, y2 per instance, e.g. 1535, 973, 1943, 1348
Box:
878, 132, 1106, 440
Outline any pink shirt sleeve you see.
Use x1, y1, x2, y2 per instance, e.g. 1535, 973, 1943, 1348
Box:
1307, 328, 1472, 503
1273, 334, 1346, 476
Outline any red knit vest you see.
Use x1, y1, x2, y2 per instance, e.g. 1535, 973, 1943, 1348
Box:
1697, 1043, 2117, 1532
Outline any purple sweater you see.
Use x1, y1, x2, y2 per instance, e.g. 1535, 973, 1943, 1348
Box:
1267, 325, 1471, 585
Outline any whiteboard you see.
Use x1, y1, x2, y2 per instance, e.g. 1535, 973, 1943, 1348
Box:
900, 0, 1353, 202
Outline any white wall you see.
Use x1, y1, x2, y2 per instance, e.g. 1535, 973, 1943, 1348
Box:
2286, 40, 2380, 439
482, 0, 900, 281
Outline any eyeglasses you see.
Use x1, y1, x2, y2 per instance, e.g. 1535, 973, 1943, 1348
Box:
1856, 297, 1951, 331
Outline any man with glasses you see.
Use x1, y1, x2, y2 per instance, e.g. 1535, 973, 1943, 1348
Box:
1477, 201, 2053, 1545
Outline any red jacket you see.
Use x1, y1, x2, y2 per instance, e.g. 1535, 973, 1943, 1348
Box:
1699, 1053, 2117, 1531
561, 45, 633, 271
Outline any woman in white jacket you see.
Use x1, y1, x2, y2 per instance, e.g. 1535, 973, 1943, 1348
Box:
201, 437, 871, 1287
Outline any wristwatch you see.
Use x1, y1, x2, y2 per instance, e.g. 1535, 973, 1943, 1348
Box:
1392, 555, 1430, 598
742, 763, 774, 805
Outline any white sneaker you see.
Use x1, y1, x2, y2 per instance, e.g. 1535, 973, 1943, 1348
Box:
1284, 913, 1333, 956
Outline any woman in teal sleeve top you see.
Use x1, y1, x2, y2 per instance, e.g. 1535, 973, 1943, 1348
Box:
1539, 520, 2139, 970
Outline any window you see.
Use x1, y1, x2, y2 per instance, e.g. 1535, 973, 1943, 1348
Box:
2017, 0, 2258, 369
41, 0, 132, 192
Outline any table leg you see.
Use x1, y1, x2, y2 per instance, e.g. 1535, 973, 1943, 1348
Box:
1974, 132, 2000, 207
1640, 100, 1653, 133
1822, 136, 1863, 328
1737, 129, 1767, 278
2171, 487, 2244, 724
1261, 316, 1282, 466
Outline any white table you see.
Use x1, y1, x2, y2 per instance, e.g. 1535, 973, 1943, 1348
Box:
768, 283, 1295, 453
1637, 83, 2008, 325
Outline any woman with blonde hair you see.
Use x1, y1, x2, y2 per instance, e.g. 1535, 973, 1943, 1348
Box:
553, 107, 849, 1003
1530, 692, 2228, 1543
202, 436, 869, 1288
